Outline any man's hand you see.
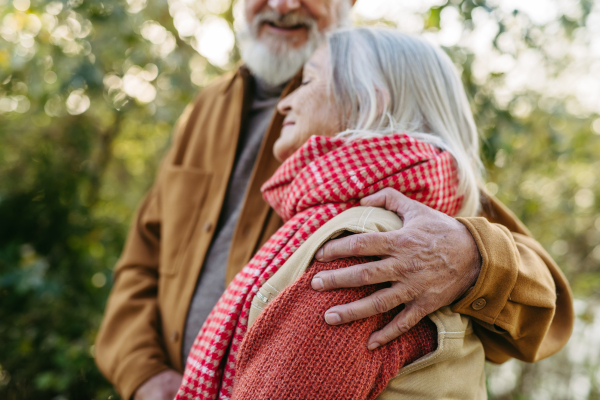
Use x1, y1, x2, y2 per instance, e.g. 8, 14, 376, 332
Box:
133, 369, 183, 400
311, 188, 482, 350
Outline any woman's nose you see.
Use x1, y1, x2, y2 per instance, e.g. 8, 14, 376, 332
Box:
268, 0, 301, 15
277, 95, 293, 115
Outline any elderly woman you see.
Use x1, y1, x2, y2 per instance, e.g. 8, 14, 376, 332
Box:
177, 28, 517, 399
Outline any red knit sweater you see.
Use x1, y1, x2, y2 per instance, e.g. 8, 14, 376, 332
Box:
231, 256, 438, 400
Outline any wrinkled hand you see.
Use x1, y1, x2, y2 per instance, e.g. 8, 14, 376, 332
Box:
311, 188, 482, 350
133, 369, 183, 400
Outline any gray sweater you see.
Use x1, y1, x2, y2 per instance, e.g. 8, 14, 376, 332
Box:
182, 77, 284, 361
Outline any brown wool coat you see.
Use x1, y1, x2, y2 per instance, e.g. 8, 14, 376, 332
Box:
94, 67, 574, 400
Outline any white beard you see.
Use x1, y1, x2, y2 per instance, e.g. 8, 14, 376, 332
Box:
236, 3, 351, 86
237, 31, 320, 86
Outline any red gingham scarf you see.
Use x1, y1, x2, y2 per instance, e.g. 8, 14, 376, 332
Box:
176, 133, 462, 400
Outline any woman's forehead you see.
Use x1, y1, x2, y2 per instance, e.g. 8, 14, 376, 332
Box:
305, 45, 330, 71
304, 61, 318, 71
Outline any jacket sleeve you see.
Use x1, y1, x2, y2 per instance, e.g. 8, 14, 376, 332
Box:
452, 195, 574, 363
94, 104, 194, 400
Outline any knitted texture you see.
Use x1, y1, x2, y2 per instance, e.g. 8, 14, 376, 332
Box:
177, 133, 461, 400
231, 256, 438, 400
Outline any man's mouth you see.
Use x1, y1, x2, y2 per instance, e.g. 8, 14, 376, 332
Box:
263, 21, 307, 32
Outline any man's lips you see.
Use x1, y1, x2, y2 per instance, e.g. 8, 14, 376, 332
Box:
262, 21, 307, 34
283, 121, 295, 127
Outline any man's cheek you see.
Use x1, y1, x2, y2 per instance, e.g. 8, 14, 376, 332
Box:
302, 0, 333, 27
246, 0, 269, 21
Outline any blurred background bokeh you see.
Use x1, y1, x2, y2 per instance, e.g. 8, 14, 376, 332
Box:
0, 0, 599, 398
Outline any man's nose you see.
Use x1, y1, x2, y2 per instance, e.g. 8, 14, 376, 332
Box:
267, 0, 301, 14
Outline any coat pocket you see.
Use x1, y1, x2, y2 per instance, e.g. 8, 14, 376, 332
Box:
160, 166, 212, 276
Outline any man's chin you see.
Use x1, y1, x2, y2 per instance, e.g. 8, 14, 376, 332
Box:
258, 35, 309, 55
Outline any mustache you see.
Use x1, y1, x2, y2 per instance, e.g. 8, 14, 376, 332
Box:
252, 9, 318, 33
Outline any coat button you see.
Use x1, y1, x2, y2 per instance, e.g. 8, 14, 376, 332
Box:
243, 225, 251, 237
472, 298, 487, 311
170, 330, 180, 342
203, 222, 213, 232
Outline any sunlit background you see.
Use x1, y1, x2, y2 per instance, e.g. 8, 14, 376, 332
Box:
0, 0, 599, 399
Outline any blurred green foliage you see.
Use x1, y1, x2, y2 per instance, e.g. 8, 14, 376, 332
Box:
0, 0, 599, 399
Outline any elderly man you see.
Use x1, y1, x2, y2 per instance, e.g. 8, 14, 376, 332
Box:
95, 0, 573, 399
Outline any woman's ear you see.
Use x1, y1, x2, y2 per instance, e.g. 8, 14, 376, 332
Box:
374, 86, 391, 119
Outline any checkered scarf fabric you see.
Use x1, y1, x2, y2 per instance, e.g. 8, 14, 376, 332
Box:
176, 133, 462, 400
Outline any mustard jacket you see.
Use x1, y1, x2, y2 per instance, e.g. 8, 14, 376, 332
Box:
94, 67, 574, 400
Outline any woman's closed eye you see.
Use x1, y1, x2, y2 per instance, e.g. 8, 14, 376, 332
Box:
301, 79, 312, 86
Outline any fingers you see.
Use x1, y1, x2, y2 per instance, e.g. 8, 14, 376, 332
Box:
315, 231, 394, 263
359, 188, 422, 221
312, 257, 402, 292
367, 303, 428, 350
322, 283, 412, 326
134, 369, 183, 400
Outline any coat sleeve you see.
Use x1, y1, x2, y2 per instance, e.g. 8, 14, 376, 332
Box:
94, 104, 195, 400
452, 195, 574, 363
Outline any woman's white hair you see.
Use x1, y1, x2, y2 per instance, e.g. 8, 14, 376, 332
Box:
327, 27, 483, 217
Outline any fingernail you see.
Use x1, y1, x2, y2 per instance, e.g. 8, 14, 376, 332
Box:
316, 248, 324, 260
311, 277, 324, 291
367, 342, 380, 350
324, 312, 341, 325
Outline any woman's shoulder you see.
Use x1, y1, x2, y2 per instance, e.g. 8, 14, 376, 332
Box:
324, 206, 404, 236
243, 206, 486, 400
248, 206, 401, 327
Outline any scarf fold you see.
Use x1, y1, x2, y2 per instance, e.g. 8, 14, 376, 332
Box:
176, 133, 462, 400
